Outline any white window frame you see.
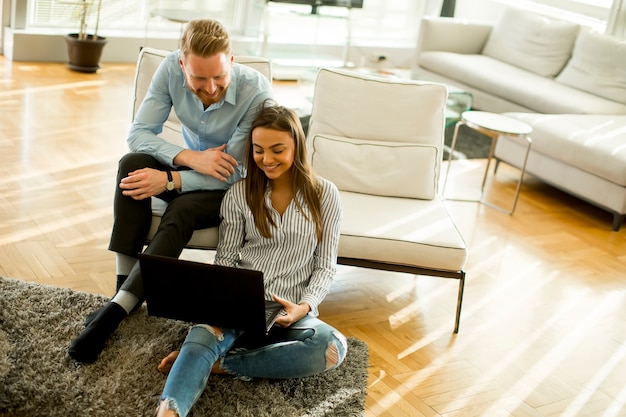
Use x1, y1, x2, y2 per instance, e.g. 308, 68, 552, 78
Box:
485, 0, 613, 30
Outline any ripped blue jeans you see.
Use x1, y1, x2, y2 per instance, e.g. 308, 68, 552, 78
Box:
159, 315, 348, 417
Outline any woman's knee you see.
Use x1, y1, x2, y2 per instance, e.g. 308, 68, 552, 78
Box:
323, 329, 348, 371
183, 325, 222, 348
300, 320, 348, 371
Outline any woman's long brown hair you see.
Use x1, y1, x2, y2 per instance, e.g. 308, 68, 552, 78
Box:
243, 100, 323, 240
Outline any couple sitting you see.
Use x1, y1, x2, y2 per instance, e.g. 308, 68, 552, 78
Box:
67, 19, 347, 417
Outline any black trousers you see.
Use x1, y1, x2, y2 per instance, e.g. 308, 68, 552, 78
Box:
108, 152, 225, 299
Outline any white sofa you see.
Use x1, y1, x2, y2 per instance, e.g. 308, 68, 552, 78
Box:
413, 9, 626, 115
495, 113, 626, 231
413, 8, 626, 230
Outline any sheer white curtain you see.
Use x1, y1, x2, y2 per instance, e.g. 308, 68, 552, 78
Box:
425, 0, 444, 16
607, 0, 626, 37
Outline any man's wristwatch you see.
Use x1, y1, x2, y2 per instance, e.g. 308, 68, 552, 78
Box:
165, 170, 176, 191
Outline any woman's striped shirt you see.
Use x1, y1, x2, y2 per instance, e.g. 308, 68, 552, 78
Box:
214, 177, 342, 317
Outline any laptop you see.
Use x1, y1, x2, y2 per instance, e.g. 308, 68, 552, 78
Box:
139, 254, 284, 339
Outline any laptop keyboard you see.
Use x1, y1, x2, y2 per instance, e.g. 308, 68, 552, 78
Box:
265, 307, 286, 321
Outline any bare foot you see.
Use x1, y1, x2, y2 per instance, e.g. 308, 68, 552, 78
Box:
157, 350, 179, 374
157, 349, 226, 375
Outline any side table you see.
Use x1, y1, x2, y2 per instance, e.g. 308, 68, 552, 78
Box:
441, 111, 533, 214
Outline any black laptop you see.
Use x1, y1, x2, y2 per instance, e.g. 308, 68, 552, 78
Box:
139, 254, 284, 339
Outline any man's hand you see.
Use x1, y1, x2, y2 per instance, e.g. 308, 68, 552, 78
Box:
119, 168, 169, 200
174, 144, 238, 182
272, 294, 310, 328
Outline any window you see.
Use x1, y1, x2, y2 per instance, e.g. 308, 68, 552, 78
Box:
350, 0, 422, 46
257, 0, 423, 70
26, 0, 423, 47
17, 0, 620, 64
27, 0, 246, 36
262, 0, 421, 47
511, 0, 613, 26
565, 0, 612, 7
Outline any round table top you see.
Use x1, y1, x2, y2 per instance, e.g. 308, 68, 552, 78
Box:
462, 111, 533, 135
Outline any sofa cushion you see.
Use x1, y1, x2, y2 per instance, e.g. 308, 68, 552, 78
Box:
502, 113, 626, 187
482, 8, 579, 78
418, 52, 626, 114
556, 30, 626, 105
310, 134, 438, 200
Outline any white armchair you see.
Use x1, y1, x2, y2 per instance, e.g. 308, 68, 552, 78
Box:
132, 47, 272, 249
307, 68, 468, 332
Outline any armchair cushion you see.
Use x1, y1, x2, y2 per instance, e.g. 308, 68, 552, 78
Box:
338, 191, 467, 273
310, 134, 438, 200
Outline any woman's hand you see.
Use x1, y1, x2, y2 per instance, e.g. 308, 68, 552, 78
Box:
272, 294, 310, 328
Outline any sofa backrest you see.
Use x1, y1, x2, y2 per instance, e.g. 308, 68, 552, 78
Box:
481, 7, 580, 78
417, 17, 493, 55
556, 29, 626, 105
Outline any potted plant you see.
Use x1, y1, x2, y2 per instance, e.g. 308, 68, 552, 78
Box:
64, 0, 107, 73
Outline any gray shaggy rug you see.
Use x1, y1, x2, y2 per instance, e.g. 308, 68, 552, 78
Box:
0, 277, 368, 417
444, 123, 491, 160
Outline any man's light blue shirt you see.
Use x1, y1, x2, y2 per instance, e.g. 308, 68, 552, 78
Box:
128, 50, 273, 192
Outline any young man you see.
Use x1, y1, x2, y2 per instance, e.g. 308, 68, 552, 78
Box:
68, 19, 273, 363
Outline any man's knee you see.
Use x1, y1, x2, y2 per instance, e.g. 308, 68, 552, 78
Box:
118, 152, 160, 174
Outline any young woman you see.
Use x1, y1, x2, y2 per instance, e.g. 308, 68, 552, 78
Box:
155, 101, 347, 417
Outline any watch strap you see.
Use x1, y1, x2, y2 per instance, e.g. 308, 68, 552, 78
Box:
165, 170, 175, 191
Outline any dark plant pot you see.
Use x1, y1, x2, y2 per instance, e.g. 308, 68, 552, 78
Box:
65, 33, 108, 73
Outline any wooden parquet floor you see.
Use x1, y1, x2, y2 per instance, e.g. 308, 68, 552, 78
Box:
2, 57, 626, 417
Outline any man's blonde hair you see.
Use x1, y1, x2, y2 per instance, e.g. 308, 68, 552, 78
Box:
180, 19, 232, 59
